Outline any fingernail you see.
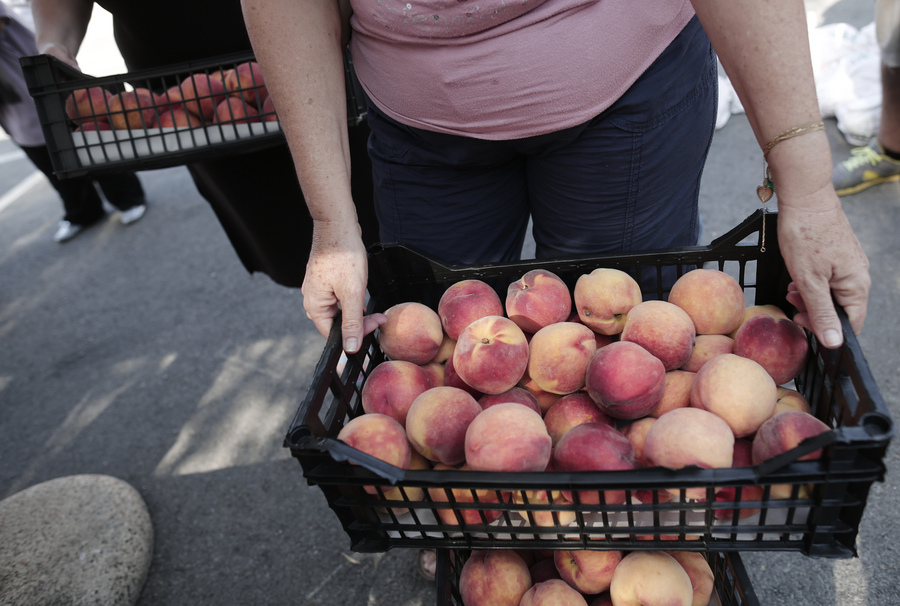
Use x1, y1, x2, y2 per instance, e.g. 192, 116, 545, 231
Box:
345, 337, 358, 353
823, 329, 842, 348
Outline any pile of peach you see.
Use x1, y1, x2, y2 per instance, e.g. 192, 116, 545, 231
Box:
337, 266, 831, 524
459, 548, 715, 606
64, 61, 275, 131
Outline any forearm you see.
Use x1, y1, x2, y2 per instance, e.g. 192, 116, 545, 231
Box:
241, 0, 358, 227
691, 0, 833, 204
692, 0, 869, 344
32, 0, 94, 64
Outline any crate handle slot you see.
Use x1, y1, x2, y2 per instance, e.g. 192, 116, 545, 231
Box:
303, 436, 407, 484
753, 429, 839, 477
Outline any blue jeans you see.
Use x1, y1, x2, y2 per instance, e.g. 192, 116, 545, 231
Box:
365, 17, 717, 271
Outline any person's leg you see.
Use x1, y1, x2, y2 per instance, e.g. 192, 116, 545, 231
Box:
366, 100, 530, 266
877, 0, 900, 153
93, 172, 146, 212
833, 0, 900, 195
880, 61, 900, 152
524, 16, 716, 289
20, 144, 106, 226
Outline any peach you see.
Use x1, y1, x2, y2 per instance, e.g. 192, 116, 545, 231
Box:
648, 370, 695, 418
544, 392, 613, 446
158, 108, 203, 128
465, 403, 552, 472
553, 422, 637, 505
335, 413, 412, 471
478, 386, 541, 415
459, 550, 532, 606
361, 360, 433, 426
156, 85, 186, 111
431, 334, 456, 364
207, 69, 227, 87
733, 314, 810, 386
752, 410, 831, 465
620, 417, 656, 466
65, 86, 112, 123
609, 551, 693, 606
224, 61, 268, 108
527, 322, 597, 395
377, 302, 444, 365
585, 341, 666, 420
511, 457, 572, 526
729, 304, 789, 339
668, 268, 745, 336
573, 268, 643, 335
621, 300, 696, 371
180, 72, 227, 121
418, 360, 445, 388
530, 558, 561, 584
690, 353, 777, 438
444, 353, 483, 398
714, 438, 765, 520
453, 315, 529, 395
427, 465, 509, 526
405, 386, 481, 465
108, 90, 156, 129
518, 367, 562, 414
75, 119, 111, 131
643, 408, 734, 499
515, 550, 538, 568
374, 449, 430, 514
261, 95, 278, 122
520, 579, 588, 606
774, 386, 812, 416
568, 312, 619, 348
506, 269, 572, 334
666, 552, 715, 606
554, 549, 622, 595
681, 334, 734, 373
214, 97, 260, 124
512, 480, 576, 528
438, 279, 504, 341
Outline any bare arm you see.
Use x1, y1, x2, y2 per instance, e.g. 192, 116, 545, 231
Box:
31, 0, 94, 69
691, 0, 870, 347
241, 0, 382, 353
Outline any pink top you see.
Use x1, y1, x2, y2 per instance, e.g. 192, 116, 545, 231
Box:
350, 0, 695, 140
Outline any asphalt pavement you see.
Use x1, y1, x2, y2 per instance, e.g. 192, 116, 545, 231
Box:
1, 1, 898, 605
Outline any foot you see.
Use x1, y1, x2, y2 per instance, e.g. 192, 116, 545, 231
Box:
832, 138, 900, 196
416, 548, 436, 582
119, 204, 146, 225
53, 220, 85, 243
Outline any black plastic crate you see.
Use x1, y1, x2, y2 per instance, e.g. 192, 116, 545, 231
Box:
285, 210, 893, 556
435, 549, 760, 606
19, 49, 366, 178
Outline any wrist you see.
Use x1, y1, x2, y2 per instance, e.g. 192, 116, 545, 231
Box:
766, 130, 836, 208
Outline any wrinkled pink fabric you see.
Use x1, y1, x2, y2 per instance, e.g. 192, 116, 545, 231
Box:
350, 0, 694, 139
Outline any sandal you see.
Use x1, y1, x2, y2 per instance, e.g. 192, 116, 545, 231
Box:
417, 548, 437, 582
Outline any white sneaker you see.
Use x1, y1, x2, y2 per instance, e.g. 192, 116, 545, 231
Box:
53, 220, 84, 243
120, 204, 146, 225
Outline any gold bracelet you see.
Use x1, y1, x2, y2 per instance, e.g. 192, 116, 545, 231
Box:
762, 121, 825, 161
755, 121, 824, 253
757, 121, 825, 204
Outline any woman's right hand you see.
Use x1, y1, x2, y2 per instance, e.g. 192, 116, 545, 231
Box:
301, 219, 386, 353
37, 42, 80, 69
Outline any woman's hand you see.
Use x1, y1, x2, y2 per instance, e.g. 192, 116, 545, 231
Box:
302, 219, 386, 353
776, 192, 870, 347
